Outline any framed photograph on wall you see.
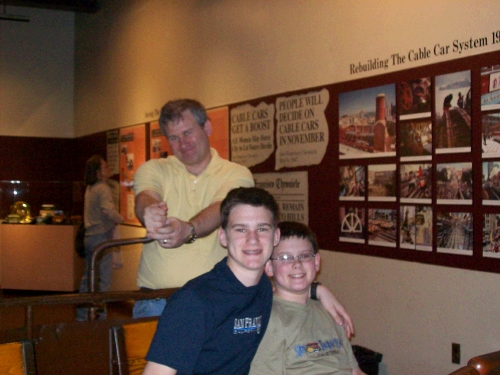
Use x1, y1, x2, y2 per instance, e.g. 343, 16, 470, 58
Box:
400, 205, 433, 251
434, 70, 471, 154
368, 208, 397, 247
483, 213, 500, 258
400, 163, 432, 204
339, 84, 396, 159
400, 205, 416, 250
339, 165, 366, 201
481, 111, 500, 158
436, 162, 473, 205
367, 164, 397, 202
398, 77, 432, 120
436, 211, 473, 256
399, 119, 432, 161
339, 206, 365, 244
482, 160, 500, 204
480, 64, 500, 111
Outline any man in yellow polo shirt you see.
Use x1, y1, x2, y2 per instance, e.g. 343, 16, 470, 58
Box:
133, 99, 254, 317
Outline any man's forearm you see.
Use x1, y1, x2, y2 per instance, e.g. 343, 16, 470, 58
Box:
189, 201, 222, 238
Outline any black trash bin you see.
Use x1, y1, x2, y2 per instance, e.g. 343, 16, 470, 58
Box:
352, 345, 383, 375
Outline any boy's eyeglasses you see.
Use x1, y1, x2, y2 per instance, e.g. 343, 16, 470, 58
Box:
270, 253, 316, 264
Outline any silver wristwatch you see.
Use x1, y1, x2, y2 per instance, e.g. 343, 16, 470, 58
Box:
185, 222, 197, 244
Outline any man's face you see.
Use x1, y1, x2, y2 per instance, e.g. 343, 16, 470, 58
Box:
163, 110, 212, 170
219, 204, 279, 278
265, 237, 320, 297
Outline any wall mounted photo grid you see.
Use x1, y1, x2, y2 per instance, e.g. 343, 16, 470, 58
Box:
221, 50, 500, 273
337, 68, 476, 257
334, 53, 500, 270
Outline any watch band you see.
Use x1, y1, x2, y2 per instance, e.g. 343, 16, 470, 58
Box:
185, 222, 197, 244
310, 281, 321, 300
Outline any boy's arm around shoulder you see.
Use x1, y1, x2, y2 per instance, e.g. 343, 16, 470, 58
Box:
315, 284, 354, 338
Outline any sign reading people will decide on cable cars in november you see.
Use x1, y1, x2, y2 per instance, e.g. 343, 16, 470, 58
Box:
275, 88, 329, 170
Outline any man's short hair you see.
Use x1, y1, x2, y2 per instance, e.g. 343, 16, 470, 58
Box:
220, 187, 279, 229
159, 99, 208, 130
278, 221, 319, 254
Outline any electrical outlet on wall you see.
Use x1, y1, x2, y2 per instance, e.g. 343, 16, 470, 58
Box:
452, 343, 461, 364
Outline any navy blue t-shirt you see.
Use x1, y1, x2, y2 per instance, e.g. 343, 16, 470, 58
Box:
146, 257, 273, 375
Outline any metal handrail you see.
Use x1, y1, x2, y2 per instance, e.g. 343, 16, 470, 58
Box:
0, 236, 175, 338
0, 289, 178, 340
88, 236, 154, 320
88, 236, 154, 293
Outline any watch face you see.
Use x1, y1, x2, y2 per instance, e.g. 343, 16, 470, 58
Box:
186, 223, 196, 243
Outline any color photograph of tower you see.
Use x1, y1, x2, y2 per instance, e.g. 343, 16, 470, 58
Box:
339, 84, 396, 159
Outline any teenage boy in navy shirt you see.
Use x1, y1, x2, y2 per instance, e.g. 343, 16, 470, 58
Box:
143, 187, 280, 375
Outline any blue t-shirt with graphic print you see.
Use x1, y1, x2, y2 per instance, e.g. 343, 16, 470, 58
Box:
146, 257, 273, 375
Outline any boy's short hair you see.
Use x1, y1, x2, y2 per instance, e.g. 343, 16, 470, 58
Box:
220, 187, 279, 229
278, 221, 318, 254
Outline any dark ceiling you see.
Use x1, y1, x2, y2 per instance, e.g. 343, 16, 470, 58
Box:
2, 0, 99, 13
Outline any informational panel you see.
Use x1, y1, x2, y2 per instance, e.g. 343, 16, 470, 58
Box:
275, 88, 329, 170
119, 124, 146, 225
230, 102, 274, 167
253, 171, 308, 224
207, 106, 230, 160
149, 121, 172, 159
332, 51, 498, 273
106, 130, 120, 175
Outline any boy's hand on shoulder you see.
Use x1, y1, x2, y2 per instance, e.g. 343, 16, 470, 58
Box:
315, 284, 354, 338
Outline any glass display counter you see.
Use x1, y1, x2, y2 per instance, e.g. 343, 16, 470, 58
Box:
0, 223, 85, 291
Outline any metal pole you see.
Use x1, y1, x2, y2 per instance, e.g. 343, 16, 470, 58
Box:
88, 237, 153, 320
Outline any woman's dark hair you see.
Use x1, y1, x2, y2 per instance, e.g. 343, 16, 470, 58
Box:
84, 155, 103, 186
